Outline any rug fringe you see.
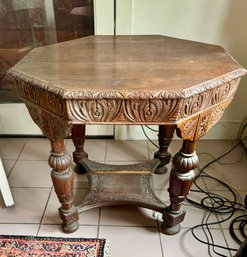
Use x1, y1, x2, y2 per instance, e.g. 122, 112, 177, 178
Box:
103, 240, 112, 257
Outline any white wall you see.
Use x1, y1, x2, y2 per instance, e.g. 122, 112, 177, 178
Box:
94, 0, 114, 35
115, 0, 247, 140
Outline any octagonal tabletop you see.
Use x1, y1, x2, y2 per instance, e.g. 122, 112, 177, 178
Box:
8, 35, 246, 99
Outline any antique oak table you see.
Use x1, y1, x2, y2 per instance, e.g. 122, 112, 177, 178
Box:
8, 35, 246, 234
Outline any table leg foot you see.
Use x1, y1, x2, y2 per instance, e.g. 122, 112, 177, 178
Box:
161, 223, 181, 235
74, 164, 87, 174
154, 125, 175, 174
154, 163, 168, 174
72, 125, 88, 174
59, 207, 80, 233
62, 221, 80, 234
161, 207, 185, 235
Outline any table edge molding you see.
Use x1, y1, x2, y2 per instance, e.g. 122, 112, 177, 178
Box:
7, 68, 246, 100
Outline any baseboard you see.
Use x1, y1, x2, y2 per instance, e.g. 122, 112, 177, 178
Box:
1, 103, 244, 141
239, 117, 247, 150
0, 103, 114, 136
115, 121, 243, 141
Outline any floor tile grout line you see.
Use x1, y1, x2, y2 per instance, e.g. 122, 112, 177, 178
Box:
157, 219, 165, 257
39, 222, 99, 226
104, 140, 108, 164
147, 140, 152, 160
104, 159, 151, 163
9, 186, 53, 189
92, 224, 158, 228
9, 159, 49, 162
0, 221, 99, 227
6, 138, 28, 179
220, 228, 235, 257
0, 222, 41, 225
36, 187, 54, 236
97, 207, 102, 238
193, 158, 244, 256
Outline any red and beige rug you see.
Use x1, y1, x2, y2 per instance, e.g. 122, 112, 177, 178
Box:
0, 235, 110, 257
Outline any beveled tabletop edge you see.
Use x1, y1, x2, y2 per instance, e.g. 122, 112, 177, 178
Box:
7, 67, 247, 100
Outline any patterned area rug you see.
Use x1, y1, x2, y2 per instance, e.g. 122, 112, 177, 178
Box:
0, 235, 110, 257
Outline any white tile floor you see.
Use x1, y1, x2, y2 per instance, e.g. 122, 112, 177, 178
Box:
0, 138, 246, 257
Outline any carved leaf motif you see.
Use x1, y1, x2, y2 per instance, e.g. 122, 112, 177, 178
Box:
195, 111, 211, 140
9, 70, 65, 96
210, 79, 239, 106
40, 111, 53, 138
181, 93, 208, 118
180, 80, 240, 120
26, 104, 72, 140
125, 91, 154, 99
211, 83, 230, 105
52, 118, 72, 139
208, 101, 230, 130
178, 100, 231, 141
124, 99, 179, 122
93, 91, 124, 99
67, 99, 122, 122
177, 116, 199, 141
26, 104, 40, 125
16, 80, 67, 118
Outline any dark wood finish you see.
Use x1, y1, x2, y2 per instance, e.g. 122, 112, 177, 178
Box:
161, 140, 198, 234
234, 238, 247, 257
49, 139, 79, 233
154, 125, 176, 174
77, 158, 167, 212
71, 124, 88, 173
8, 35, 247, 234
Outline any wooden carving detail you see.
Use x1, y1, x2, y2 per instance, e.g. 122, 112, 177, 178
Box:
8, 70, 65, 96
67, 99, 122, 122
177, 116, 199, 141
80, 158, 160, 173
194, 110, 211, 141
15, 79, 67, 118
181, 79, 240, 119
65, 80, 240, 124
195, 100, 231, 140
67, 98, 179, 123
10, 70, 242, 125
49, 139, 79, 233
123, 99, 179, 122
181, 92, 208, 118
210, 79, 239, 106
207, 100, 231, 131
168, 144, 198, 211
64, 90, 125, 100
61, 70, 245, 100
26, 104, 40, 126
25, 103, 72, 140
177, 100, 232, 141
78, 174, 165, 208
49, 152, 71, 174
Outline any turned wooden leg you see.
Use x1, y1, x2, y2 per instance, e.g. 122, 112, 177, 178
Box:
154, 125, 176, 174
161, 140, 198, 235
49, 139, 79, 233
71, 124, 88, 174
